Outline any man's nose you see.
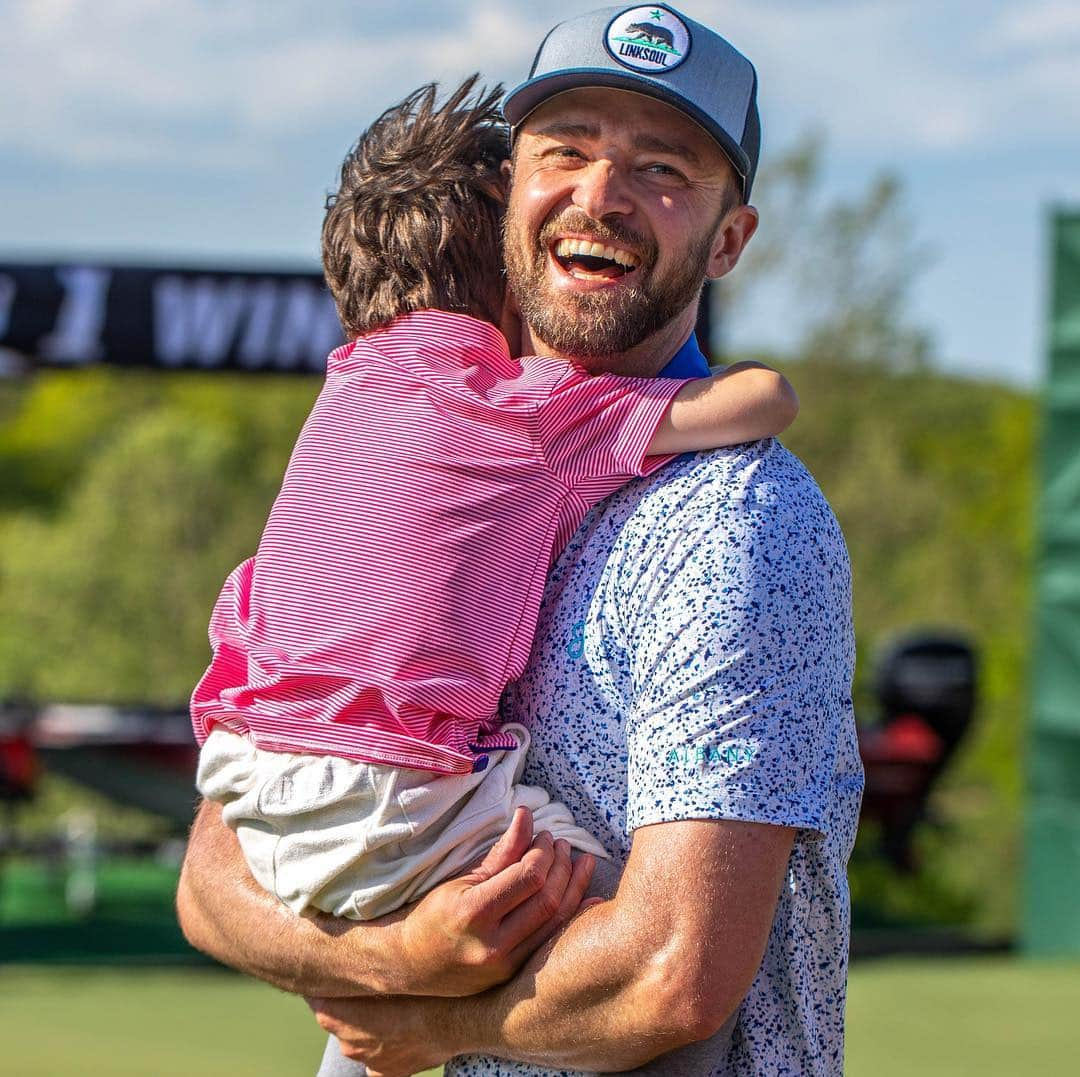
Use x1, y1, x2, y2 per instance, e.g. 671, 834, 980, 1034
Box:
571, 161, 634, 220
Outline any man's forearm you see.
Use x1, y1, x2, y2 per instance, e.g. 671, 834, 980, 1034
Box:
178, 798, 596, 1003
177, 799, 410, 996
431, 898, 705, 1071
392, 820, 793, 1072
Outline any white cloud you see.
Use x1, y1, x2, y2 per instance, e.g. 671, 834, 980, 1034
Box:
987, 0, 1080, 49
227, 7, 540, 136
0, 0, 558, 168
672, 1, 1080, 157
3, 0, 259, 165
1, 0, 1078, 169
688, 0, 1073, 155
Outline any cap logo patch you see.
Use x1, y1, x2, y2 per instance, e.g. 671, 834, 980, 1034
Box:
605, 6, 691, 74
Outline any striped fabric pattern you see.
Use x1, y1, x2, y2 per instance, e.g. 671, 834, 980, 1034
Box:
190, 310, 687, 774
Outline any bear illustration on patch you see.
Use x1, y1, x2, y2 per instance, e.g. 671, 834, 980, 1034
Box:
624, 21, 676, 50
605, 6, 692, 74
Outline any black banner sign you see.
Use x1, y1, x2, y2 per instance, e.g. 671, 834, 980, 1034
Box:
0, 261, 719, 375
0, 262, 346, 374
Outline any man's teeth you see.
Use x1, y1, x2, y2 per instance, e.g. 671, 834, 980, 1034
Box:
553, 238, 639, 269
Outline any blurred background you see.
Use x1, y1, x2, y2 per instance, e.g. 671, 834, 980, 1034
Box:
2, 1, 1079, 1074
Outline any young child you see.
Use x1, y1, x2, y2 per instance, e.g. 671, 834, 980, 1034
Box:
191, 78, 798, 922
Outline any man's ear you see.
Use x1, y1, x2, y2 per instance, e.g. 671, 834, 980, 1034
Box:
706, 203, 759, 280
501, 157, 513, 181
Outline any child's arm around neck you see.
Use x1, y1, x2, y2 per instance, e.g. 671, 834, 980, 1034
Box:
647, 361, 799, 455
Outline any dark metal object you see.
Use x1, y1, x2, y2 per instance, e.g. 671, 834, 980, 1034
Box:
857, 634, 977, 871
23, 705, 199, 829
3, 630, 977, 858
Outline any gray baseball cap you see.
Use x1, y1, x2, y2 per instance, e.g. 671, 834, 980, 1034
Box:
504, 4, 760, 200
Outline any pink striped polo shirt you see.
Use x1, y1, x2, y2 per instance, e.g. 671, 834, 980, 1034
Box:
190, 310, 688, 774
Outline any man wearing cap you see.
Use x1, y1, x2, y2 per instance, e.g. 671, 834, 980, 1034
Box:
177, 6, 860, 1075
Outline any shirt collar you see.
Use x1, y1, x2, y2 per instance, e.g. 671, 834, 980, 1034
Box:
660, 333, 711, 379
332, 310, 513, 374
333, 316, 710, 378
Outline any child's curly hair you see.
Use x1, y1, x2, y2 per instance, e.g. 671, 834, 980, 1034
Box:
322, 75, 509, 338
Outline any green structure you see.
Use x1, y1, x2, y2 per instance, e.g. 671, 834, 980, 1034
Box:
1025, 210, 1080, 955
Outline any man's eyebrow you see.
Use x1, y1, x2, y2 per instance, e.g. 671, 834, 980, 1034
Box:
529, 123, 705, 166
532, 121, 600, 141
632, 133, 702, 166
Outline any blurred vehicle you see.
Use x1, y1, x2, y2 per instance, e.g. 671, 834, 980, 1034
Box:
1, 632, 977, 869
856, 634, 977, 871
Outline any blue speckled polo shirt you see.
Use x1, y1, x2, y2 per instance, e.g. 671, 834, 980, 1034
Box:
447, 417, 862, 1075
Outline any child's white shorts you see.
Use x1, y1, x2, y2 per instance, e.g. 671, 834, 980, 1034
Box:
196, 723, 608, 920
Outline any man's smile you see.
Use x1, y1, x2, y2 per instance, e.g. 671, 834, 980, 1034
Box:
551, 236, 641, 281
541, 223, 649, 291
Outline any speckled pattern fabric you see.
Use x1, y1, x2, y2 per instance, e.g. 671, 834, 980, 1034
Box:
447, 440, 862, 1077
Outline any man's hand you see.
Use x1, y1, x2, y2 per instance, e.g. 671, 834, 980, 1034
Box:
395, 807, 597, 996
305, 819, 795, 1073
304, 818, 601, 1071
307, 993, 457, 1077
176, 800, 596, 998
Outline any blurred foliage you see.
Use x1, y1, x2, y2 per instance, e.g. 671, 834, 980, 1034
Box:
0, 356, 1036, 934
728, 131, 935, 370
772, 355, 1033, 936
0, 370, 318, 702
743, 141, 1036, 936
0, 139, 1037, 934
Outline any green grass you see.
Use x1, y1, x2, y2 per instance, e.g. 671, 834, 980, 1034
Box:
844, 957, 1080, 1075
1, 958, 1077, 1075
0, 966, 441, 1077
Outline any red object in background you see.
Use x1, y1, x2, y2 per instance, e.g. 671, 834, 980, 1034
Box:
865, 713, 946, 764
0, 730, 36, 800
857, 635, 977, 872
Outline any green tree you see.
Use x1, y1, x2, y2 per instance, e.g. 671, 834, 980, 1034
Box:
0, 371, 317, 702
723, 133, 933, 370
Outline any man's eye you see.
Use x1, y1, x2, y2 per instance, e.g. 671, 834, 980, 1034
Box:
645, 163, 680, 177
553, 147, 585, 159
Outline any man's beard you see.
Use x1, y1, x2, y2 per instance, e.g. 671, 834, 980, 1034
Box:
503, 206, 714, 362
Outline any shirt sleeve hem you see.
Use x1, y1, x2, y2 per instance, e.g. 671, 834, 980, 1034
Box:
613, 375, 692, 478
628, 801, 827, 842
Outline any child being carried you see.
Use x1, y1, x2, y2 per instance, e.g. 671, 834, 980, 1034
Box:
191, 77, 798, 923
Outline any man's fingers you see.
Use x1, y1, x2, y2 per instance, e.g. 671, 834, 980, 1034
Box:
502, 857, 601, 971
469, 829, 554, 917
557, 851, 597, 920
495, 835, 574, 947
469, 806, 534, 884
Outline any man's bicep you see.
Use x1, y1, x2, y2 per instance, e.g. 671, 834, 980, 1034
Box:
177, 799, 386, 997
624, 496, 853, 838
622, 817, 794, 1028
434, 817, 795, 1069
177, 798, 309, 986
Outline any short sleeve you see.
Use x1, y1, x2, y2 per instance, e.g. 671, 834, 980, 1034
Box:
536, 365, 690, 486
621, 477, 856, 840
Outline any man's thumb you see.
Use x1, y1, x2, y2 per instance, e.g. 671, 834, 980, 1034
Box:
472, 806, 533, 881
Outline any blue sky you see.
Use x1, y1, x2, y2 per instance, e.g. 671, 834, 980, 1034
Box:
2, 0, 1078, 386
